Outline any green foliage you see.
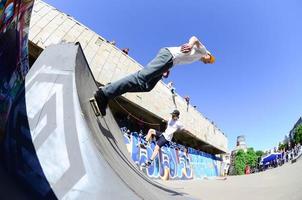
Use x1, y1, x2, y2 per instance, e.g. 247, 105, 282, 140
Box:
234, 148, 260, 175
256, 150, 264, 157
234, 150, 246, 175
246, 148, 258, 167
278, 142, 286, 151
294, 124, 302, 144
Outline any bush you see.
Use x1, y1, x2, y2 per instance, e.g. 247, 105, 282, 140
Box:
256, 150, 264, 157
234, 150, 247, 175
246, 148, 258, 168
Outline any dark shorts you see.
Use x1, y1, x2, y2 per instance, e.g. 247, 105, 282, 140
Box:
155, 131, 169, 148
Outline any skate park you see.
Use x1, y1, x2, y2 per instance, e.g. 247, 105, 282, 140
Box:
1, 0, 302, 199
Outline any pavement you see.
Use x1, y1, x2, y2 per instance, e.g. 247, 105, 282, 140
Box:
156, 159, 302, 200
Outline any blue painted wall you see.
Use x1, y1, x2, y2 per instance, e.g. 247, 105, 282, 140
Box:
123, 130, 221, 180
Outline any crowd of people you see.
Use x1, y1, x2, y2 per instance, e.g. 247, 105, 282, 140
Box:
257, 144, 301, 172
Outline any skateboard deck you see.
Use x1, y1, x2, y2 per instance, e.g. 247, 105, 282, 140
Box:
89, 97, 101, 117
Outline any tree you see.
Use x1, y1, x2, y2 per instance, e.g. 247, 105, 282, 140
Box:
234, 148, 265, 175
256, 150, 264, 157
283, 135, 290, 150
246, 148, 258, 168
255, 150, 264, 166
278, 142, 286, 151
234, 150, 246, 175
294, 124, 302, 144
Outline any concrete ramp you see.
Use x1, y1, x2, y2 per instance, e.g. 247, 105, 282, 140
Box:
15, 43, 192, 199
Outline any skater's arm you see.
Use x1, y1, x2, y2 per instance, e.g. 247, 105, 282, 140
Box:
181, 36, 203, 53
188, 36, 202, 48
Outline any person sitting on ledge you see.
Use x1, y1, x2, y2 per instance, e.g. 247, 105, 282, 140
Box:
121, 48, 130, 55
94, 36, 215, 116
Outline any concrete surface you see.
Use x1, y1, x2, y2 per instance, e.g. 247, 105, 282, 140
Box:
157, 160, 302, 200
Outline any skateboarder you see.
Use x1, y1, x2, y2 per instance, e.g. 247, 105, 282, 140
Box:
94, 36, 215, 116
141, 109, 187, 167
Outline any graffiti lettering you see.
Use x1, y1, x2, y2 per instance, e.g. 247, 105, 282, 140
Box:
123, 130, 221, 180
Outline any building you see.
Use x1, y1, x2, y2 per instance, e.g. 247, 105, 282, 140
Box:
228, 135, 248, 175
289, 117, 302, 143
234, 135, 248, 152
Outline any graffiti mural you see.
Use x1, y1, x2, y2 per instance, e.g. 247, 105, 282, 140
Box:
0, 0, 54, 198
0, 0, 34, 133
122, 129, 222, 180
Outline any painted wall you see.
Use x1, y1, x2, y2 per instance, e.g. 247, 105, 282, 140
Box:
123, 129, 222, 180
0, 0, 57, 198
0, 0, 34, 133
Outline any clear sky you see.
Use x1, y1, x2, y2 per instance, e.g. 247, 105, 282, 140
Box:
45, 0, 302, 151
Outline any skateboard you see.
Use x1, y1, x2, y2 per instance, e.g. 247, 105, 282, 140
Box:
89, 97, 101, 117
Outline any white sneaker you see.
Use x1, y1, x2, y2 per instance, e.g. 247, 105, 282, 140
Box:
141, 160, 152, 168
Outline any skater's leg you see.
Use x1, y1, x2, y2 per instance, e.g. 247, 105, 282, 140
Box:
150, 145, 160, 161
143, 134, 168, 167
138, 48, 173, 81
145, 129, 156, 143
145, 75, 163, 92
94, 72, 162, 116
102, 48, 173, 99
142, 145, 160, 167
151, 134, 168, 160
94, 48, 172, 116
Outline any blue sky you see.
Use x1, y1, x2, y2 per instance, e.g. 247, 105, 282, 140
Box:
45, 0, 302, 151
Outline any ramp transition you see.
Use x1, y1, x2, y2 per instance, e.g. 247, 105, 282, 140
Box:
4, 43, 194, 199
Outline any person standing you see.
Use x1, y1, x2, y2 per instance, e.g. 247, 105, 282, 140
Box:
167, 81, 177, 108
184, 96, 190, 111
141, 110, 189, 167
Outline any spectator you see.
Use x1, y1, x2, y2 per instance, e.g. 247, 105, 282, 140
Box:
137, 117, 145, 133
108, 40, 116, 45
184, 96, 190, 111
125, 114, 135, 131
167, 82, 177, 108
286, 152, 289, 162
167, 82, 175, 95
122, 48, 130, 55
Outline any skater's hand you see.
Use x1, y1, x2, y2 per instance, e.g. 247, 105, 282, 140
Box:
181, 43, 193, 53
163, 70, 170, 78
